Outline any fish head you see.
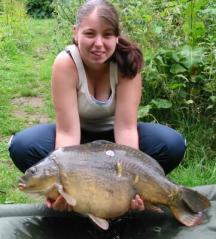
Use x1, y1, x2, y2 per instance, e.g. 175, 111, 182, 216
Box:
18, 154, 59, 196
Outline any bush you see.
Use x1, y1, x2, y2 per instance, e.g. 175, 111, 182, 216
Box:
25, 0, 54, 18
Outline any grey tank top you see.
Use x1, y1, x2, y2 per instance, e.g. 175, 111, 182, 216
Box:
65, 45, 118, 132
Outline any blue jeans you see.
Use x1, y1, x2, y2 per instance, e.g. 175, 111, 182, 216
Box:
8, 122, 186, 174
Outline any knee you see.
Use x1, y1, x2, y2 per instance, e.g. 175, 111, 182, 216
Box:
8, 133, 32, 172
162, 132, 186, 174
138, 123, 186, 174
8, 124, 56, 172
166, 132, 186, 160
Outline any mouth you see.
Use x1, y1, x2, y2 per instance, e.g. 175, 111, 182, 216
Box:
91, 51, 105, 57
18, 177, 27, 191
18, 182, 27, 191
18, 183, 41, 194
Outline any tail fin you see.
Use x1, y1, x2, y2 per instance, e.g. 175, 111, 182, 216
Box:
171, 204, 203, 227
171, 187, 210, 227
182, 187, 211, 212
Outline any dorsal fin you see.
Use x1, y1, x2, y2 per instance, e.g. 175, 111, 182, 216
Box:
91, 140, 113, 145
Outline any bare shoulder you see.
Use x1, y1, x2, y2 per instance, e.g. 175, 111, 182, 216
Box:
53, 51, 77, 74
52, 50, 78, 86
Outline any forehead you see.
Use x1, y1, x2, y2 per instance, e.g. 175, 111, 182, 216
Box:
78, 9, 114, 31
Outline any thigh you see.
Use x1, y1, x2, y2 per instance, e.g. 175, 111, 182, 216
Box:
138, 122, 186, 174
9, 124, 56, 172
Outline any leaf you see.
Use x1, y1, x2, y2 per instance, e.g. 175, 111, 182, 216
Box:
168, 82, 186, 90
170, 64, 187, 74
184, 99, 194, 105
210, 96, 216, 104
138, 105, 152, 118
179, 45, 204, 69
194, 21, 206, 38
201, 8, 216, 15
150, 99, 172, 109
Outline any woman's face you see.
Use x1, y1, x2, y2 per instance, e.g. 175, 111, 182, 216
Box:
73, 9, 118, 67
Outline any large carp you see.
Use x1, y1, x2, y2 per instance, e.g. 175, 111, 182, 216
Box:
18, 140, 210, 230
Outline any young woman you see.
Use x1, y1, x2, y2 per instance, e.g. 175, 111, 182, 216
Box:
9, 0, 186, 211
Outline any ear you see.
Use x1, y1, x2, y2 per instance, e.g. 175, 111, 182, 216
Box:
72, 25, 78, 43
116, 37, 119, 44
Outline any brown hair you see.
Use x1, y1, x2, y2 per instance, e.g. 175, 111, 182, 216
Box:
74, 0, 144, 78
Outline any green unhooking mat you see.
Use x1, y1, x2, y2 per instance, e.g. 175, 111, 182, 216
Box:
0, 185, 216, 239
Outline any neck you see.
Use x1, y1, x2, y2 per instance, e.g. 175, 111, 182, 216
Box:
84, 62, 109, 76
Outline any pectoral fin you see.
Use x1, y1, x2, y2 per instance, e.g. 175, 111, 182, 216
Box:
55, 183, 76, 206
88, 214, 109, 230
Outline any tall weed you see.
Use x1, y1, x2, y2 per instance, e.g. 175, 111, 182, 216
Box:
0, 0, 29, 57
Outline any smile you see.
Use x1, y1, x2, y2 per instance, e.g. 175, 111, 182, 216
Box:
91, 51, 105, 56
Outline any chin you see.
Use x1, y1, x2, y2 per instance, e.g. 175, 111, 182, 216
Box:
90, 59, 107, 65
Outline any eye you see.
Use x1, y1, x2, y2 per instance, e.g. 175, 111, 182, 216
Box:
83, 31, 95, 37
30, 167, 37, 175
104, 32, 114, 38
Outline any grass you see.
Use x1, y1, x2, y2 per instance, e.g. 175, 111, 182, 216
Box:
0, 17, 216, 205
0, 18, 56, 204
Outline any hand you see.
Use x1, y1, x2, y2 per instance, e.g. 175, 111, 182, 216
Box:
46, 195, 73, 212
131, 194, 145, 211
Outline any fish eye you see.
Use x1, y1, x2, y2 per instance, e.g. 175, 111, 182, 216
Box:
29, 167, 37, 175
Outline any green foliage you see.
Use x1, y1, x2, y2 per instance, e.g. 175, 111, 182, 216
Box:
51, 0, 84, 50
24, 0, 54, 18
0, 0, 29, 56
111, 0, 215, 125
51, 0, 215, 126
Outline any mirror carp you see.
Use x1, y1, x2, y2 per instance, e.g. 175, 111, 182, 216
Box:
18, 140, 211, 230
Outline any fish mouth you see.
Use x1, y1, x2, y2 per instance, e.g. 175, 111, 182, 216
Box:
18, 183, 42, 194
18, 177, 26, 191
18, 182, 27, 191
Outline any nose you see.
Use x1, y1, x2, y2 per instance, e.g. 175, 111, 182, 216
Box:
94, 35, 103, 47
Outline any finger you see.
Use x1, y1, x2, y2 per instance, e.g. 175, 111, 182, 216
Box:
135, 195, 144, 210
46, 199, 52, 208
53, 196, 68, 211
46, 198, 56, 208
131, 195, 145, 211
131, 198, 139, 210
52, 195, 64, 209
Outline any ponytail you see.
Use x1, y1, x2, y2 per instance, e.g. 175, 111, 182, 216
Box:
112, 36, 144, 79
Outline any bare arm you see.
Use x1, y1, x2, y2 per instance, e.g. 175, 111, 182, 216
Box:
48, 52, 81, 210
52, 51, 80, 149
115, 73, 144, 210
114, 73, 142, 149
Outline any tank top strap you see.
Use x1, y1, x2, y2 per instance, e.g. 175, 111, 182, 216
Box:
65, 44, 87, 89
109, 61, 118, 91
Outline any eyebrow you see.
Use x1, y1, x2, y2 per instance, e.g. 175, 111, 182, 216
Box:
82, 27, 114, 32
